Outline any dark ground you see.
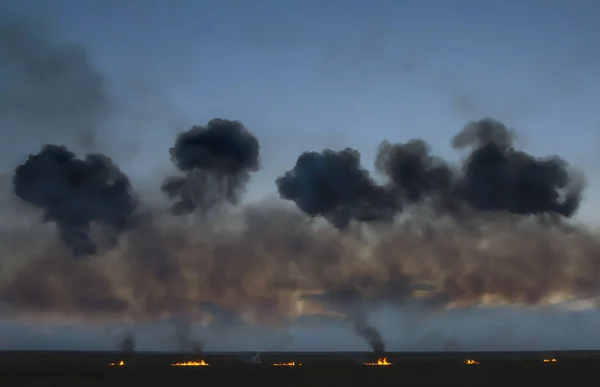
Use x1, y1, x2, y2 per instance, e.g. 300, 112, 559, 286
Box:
1, 350, 599, 386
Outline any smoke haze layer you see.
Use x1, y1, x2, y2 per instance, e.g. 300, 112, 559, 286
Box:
0, 17, 109, 162
2, 115, 597, 353
0, 16, 596, 353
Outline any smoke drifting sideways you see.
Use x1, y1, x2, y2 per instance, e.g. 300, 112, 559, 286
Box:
12, 145, 138, 257
274, 117, 586, 352
3, 115, 600, 354
161, 119, 260, 215
277, 118, 584, 227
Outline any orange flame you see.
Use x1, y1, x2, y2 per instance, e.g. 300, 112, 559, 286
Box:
272, 361, 301, 367
464, 359, 480, 365
543, 358, 557, 363
364, 357, 391, 366
171, 360, 209, 367
109, 360, 125, 366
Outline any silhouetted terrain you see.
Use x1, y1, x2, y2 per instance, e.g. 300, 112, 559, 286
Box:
1, 350, 599, 386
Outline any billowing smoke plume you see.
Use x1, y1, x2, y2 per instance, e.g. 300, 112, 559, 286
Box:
275, 117, 585, 349
279, 118, 583, 227
276, 148, 396, 227
375, 139, 457, 215
2, 113, 597, 353
452, 118, 582, 217
12, 145, 138, 256
161, 119, 260, 215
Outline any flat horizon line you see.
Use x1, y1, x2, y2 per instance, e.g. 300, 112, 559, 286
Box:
2, 349, 600, 354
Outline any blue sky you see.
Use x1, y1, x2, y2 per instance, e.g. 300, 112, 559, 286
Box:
4, 0, 600, 214
1, 0, 600, 350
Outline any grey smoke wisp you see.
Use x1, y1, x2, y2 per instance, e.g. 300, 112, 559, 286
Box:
0, 18, 109, 160
118, 331, 136, 354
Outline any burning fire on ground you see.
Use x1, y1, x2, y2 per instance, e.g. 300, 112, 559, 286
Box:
464, 359, 480, 365
272, 361, 301, 367
109, 360, 125, 366
171, 360, 209, 367
543, 358, 557, 363
364, 357, 392, 366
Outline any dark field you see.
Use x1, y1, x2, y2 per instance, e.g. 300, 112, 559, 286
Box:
1, 351, 600, 386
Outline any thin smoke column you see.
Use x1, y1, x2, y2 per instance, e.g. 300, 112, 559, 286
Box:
353, 318, 385, 355
162, 119, 260, 215
171, 318, 204, 353
12, 145, 138, 257
302, 282, 414, 353
118, 331, 136, 354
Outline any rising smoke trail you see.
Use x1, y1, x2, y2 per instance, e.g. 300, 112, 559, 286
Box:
118, 331, 136, 354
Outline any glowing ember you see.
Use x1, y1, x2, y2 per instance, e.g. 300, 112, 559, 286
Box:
464, 359, 480, 365
109, 360, 125, 366
272, 361, 301, 367
364, 357, 391, 366
543, 358, 557, 363
171, 360, 209, 367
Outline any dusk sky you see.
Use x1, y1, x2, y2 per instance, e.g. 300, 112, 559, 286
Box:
1, 0, 600, 351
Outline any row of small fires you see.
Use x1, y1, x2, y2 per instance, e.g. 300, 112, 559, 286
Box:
109, 359, 299, 367
108, 357, 559, 367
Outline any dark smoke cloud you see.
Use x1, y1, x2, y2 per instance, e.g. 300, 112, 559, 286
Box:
276, 148, 396, 227
274, 117, 585, 348
1, 116, 597, 353
375, 139, 458, 214
0, 17, 110, 160
453, 118, 583, 217
279, 117, 584, 228
12, 145, 138, 256
161, 119, 260, 215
